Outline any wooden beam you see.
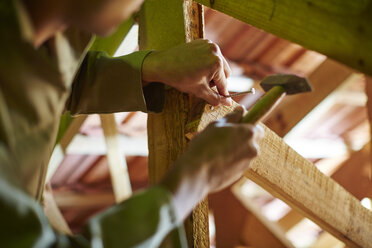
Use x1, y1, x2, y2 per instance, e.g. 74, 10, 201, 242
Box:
100, 114, 132, 203
264, 59, 353, 137
366, 76, 372, 181
139, 1, 209, 247
193, 103, 372, 248
43, 185, 72, 235
278, 142, 372, 232
277, 209, 304, 232
195, 0, 372, 76
54, 190, 115, 208
247, 126, 372, 248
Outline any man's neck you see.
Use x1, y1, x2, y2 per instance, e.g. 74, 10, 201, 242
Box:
21, 0, 68, 47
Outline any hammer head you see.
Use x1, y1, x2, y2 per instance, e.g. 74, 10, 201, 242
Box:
260, 74, 312, 95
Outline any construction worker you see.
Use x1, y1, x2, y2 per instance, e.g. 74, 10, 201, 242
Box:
0, 0, 260, 247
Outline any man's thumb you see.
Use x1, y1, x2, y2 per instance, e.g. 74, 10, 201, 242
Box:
223, 105, 244, 123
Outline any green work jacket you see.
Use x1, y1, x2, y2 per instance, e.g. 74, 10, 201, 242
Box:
0, 0, 186, 247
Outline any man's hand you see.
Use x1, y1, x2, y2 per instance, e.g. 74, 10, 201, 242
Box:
186, 107, 260, 193
160, 106, 261, 221
142, 39, 232, 106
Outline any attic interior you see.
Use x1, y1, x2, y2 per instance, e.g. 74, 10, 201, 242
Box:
43, 3, 372, 248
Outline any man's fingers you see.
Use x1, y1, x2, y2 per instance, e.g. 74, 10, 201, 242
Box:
198, 86, 221, 106
212, 68, 232, 106
254, 124, 265, 140
222, 56, 232, 78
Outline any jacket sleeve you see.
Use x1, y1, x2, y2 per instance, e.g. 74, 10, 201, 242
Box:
67, 50, 165, 115
0, 167, 184, 248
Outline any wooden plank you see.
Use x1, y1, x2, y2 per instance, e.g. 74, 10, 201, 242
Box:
246, 126, 372, 248
366, 76, 372, 182
100, 114, 132, 203
278, 143, 372, 232
43, 185, 72, 235
264, 59, 354, 137
193, 103, 372, 248
139, 1, 209, 247
54, 190, 115, 208
277, 209, 304, 232
195, 0, 372, 76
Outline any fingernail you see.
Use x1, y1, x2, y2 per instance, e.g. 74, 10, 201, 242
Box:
226, 98, 232, 106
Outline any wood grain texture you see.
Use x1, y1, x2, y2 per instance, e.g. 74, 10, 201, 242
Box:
194, 103, 372, 248
247, 126, 372, 248
264, 59, 353, 137
195, 0, 372, 76
366, 76, 372, 184
278, 143, 372, 232
139, 1, 209, 247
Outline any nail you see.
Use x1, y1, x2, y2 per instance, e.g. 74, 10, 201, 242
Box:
224, 88, 255, 98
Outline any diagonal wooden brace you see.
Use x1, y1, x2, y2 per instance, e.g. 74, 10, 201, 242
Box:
190, 102, 372, 248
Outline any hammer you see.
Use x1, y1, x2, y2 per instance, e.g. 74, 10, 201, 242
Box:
241, 74, 312, 124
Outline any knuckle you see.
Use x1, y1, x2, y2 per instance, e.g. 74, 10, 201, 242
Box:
209, 42, 219, 53
213, 56, 223, 69
205, 39, 213, 44
226, 67, 232, 77
239, 125, 254, 138
249, 143, 259, 157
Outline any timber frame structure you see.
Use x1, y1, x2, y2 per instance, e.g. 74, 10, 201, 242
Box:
139, 0, 372, 247
47, 0, 372, 247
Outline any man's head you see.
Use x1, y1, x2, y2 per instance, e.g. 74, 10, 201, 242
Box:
69, 0, 144, 36
22, 0, 145, 46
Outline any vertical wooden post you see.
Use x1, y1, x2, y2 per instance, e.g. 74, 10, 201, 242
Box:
139, 0, 209, 247
365, 76, 372, 181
